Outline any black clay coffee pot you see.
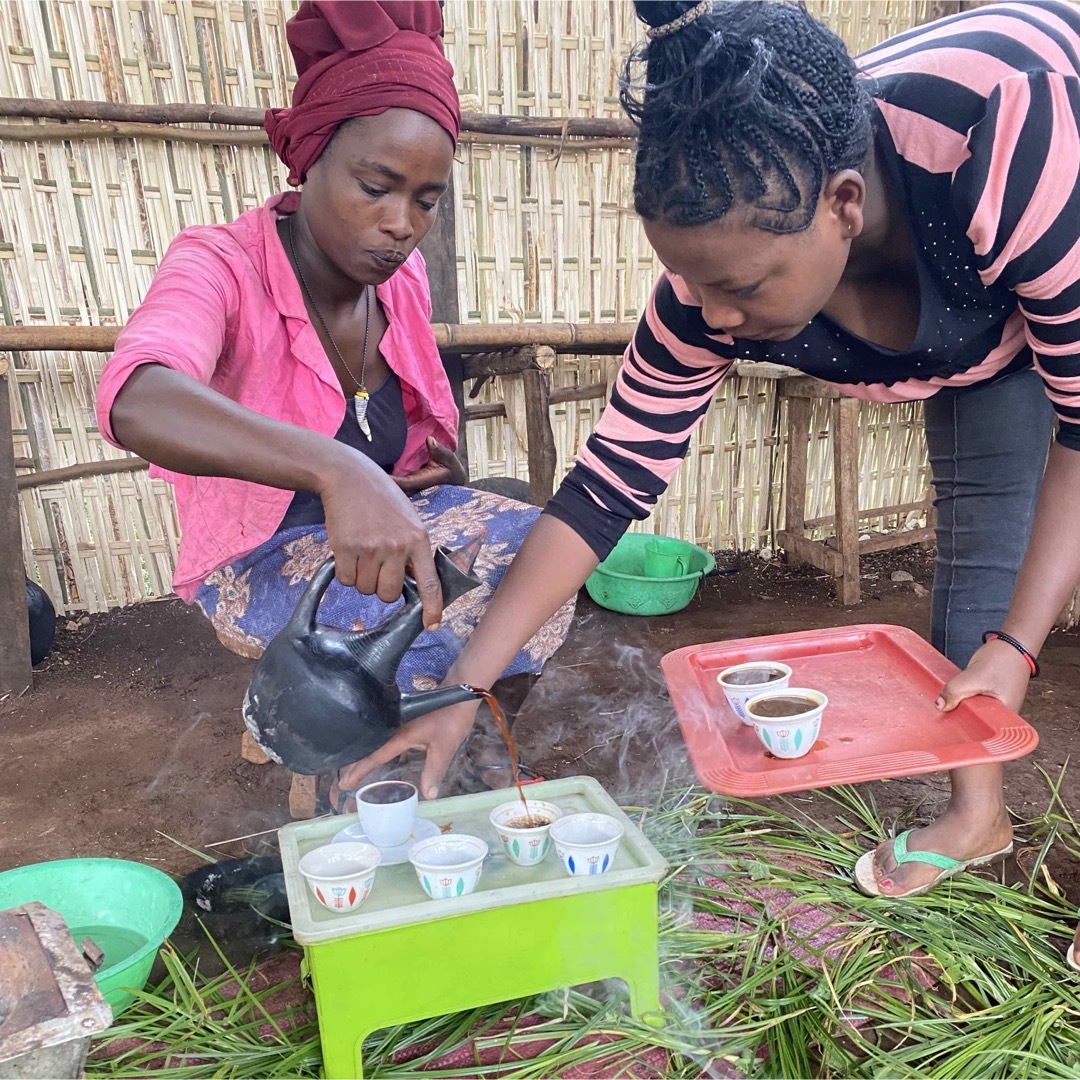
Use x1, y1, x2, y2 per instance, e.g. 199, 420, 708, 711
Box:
242, 539, 486, 774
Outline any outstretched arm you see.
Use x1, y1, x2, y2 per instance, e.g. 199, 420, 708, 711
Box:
110, 364, 443, 618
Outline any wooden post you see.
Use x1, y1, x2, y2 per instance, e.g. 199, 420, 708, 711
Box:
832, 397, 862, 606
0, 97, 639, 139
522, 346, 558, 505
241, 730, 271, 765
0, 363, 33, 698
418, 177, 467, 467
780, 396, 812, 555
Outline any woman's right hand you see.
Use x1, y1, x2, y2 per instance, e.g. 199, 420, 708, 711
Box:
318, 457, 444, 630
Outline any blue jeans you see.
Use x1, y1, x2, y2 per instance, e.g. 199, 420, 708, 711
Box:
923, 368, 1054, 668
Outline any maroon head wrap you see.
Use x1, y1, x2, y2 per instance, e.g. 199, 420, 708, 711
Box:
265, 1, 460, 186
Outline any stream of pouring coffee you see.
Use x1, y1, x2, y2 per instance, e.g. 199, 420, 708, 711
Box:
468, 687, 536, 822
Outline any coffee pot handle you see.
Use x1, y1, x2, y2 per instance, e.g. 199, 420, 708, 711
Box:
289, 557, 338, 633
290, 546, 483, 635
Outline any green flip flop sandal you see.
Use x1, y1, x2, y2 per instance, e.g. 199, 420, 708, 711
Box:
854, 829, 1013, 898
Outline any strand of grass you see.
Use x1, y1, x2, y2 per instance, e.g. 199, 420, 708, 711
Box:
88, 945, 321, 1078
1030, 760, 1080, 866
366, 1000, 528, 1073
373, 1006, 743, 1079
153, 830, 219, 865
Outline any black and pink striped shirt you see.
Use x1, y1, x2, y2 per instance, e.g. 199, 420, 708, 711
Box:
547, 1, 1080, 558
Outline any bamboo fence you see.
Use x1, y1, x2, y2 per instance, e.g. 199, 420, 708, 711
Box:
2, 1, 951, 614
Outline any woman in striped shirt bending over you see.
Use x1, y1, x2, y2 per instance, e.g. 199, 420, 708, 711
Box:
343, 0, 1080, 944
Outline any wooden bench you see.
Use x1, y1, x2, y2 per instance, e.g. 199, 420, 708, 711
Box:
777, 375, 934, 606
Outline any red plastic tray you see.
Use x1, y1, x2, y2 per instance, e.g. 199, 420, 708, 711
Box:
660, 624, 1038, 797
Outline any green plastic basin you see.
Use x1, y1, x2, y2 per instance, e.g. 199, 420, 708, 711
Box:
0, 857, 182, 1015
585, 533, 716, 615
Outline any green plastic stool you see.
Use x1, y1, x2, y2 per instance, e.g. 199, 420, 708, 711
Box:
279, 777, 668, 1079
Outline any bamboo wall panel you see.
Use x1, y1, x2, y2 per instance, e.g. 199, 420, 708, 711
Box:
2, 0, 939, 613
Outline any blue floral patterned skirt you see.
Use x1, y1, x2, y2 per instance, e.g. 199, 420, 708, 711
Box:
193, 485, 576, 692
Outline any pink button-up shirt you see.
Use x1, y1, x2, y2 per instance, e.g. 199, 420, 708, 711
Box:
96, 192, 458, 602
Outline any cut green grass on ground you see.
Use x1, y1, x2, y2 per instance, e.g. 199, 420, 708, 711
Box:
89, 779, 1080, 1078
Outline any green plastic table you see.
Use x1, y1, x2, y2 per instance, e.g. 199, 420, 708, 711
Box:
279, 776, 669, 1079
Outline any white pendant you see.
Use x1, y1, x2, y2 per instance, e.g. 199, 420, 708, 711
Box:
354, 390, 372, 441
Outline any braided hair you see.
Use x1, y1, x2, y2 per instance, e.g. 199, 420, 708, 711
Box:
622, 1, 873, 232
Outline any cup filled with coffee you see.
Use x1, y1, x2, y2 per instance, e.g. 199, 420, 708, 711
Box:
356, 780, 418, 848
717, 662, 793, 724
489, 799, 562, 866
744, 688, 827, 759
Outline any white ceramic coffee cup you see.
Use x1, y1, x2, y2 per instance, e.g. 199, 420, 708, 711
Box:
549, 812, 624, 877
409, 834, 489, 900
717, 661, 793, 725
489, 799, 562, 866
744, 687, 828, 759
298, 841, 381, 914
356, 780, 418, 848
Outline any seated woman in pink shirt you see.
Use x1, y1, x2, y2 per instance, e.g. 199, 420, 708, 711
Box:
95, 0, 574, 803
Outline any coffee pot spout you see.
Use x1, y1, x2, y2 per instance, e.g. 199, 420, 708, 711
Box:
399, 683, 486, 724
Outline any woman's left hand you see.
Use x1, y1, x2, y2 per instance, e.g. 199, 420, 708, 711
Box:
936, 638, 1031, 715
338, 698, 479, 800
394, 436, 468, 495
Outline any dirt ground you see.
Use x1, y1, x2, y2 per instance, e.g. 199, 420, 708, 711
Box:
3, 548, 1078, 901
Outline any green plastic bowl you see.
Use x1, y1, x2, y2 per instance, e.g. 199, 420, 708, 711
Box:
0, 857, 182, 1015
585, 533, 716, 615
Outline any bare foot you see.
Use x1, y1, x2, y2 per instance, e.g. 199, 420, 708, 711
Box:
1071, 922, 1080, 971
868, 809, 1013, 896
474, 764, 514, 790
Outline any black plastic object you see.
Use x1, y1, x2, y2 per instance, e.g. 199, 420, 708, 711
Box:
25, 578, 56, 666
242, 540, 488, 775
181, 856, 289, 923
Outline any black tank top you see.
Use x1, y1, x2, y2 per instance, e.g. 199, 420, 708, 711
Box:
278, 372, 408, 531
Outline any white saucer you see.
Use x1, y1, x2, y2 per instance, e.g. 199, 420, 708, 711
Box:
332, 817, 441, 865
